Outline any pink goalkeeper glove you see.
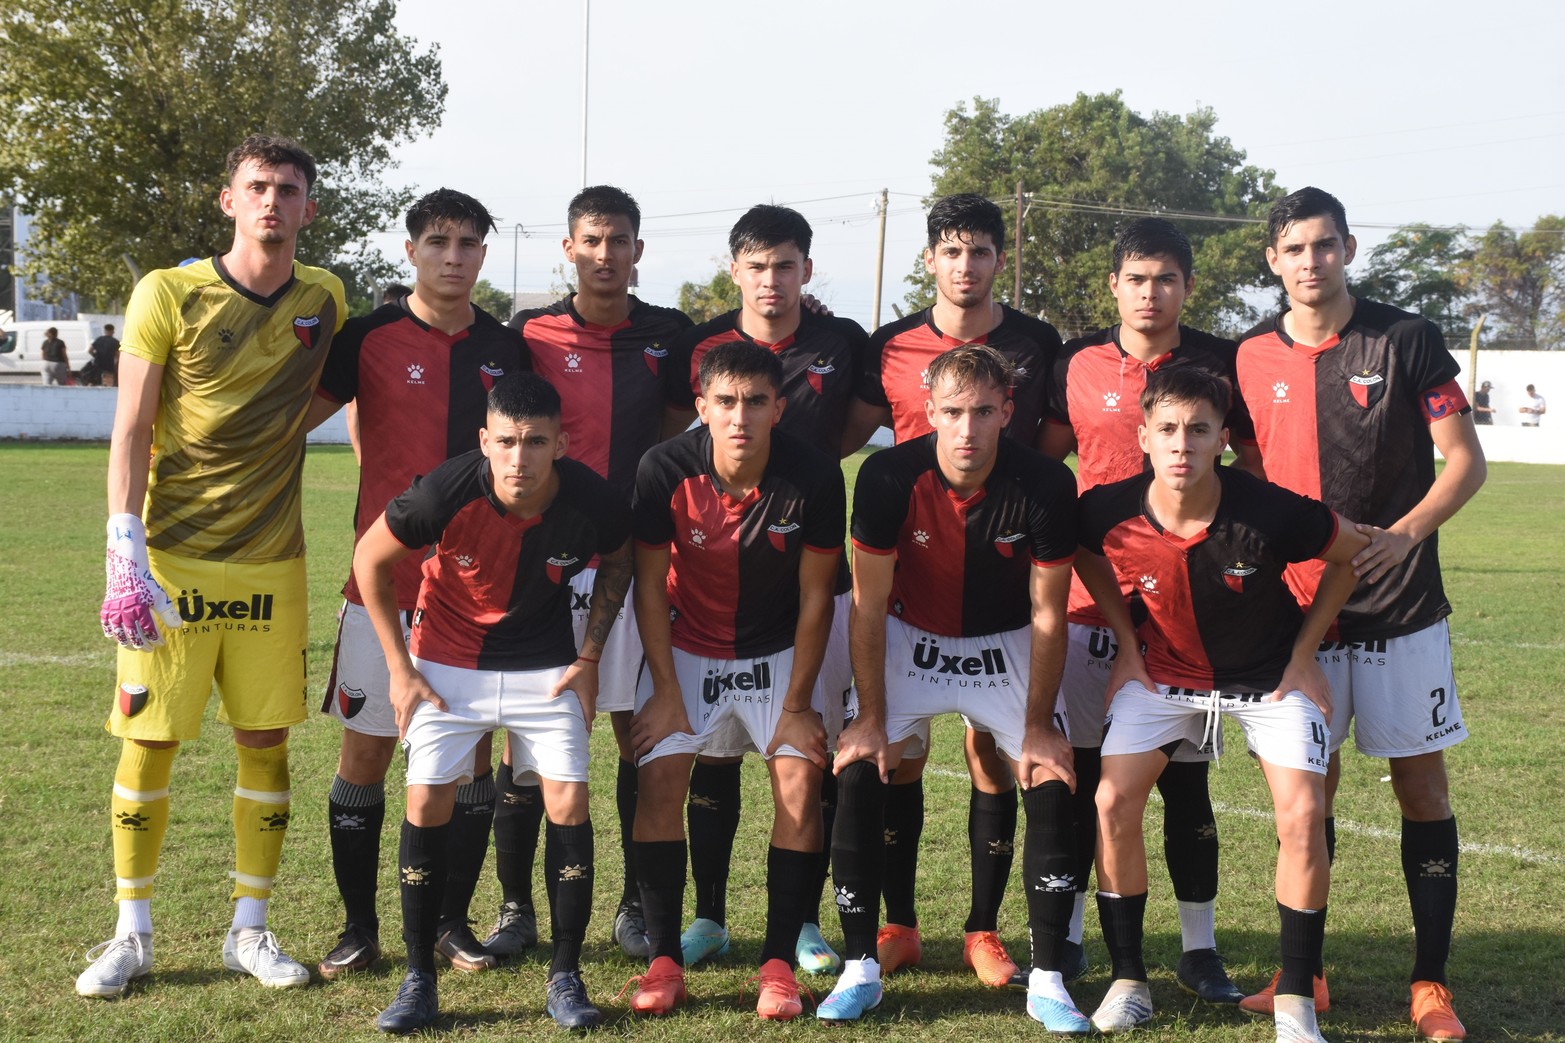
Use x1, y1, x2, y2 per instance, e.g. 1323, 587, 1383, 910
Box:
101, 514, 183, 650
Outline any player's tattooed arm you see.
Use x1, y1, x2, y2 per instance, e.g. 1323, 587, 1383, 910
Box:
582, 538, 633, 659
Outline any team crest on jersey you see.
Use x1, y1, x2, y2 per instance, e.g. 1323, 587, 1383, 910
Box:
1221, 560, 1257, 593
993, 530, 1025, 558
336, 684, 367, 719
644, 343, 667, 376
1348, 370, 1385, 409
767, 518, 801, 552
118, 683, 149, 718
479, 363, 505, 392
806, 358, 835, 395
545, 554, 580, 585
292, 315, 323, 351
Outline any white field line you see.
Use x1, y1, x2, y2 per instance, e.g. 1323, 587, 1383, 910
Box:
923, 767, 1563, 867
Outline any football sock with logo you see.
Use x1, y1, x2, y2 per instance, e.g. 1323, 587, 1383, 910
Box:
831, 760, 886, 961
328, 775, 385, 931
437, 773, 495, 934
1158, 760, 1219, 903
761, 846, 817, 966
1022, 781, 1076, 971
1070, 745, 1101, 901
1277, 902, 1326, 997
1096, 891, 1149, 981
112, 740, 176, 903
545, 819, 594, 976
616, 758, 640, 903
231, 741, 289, 903
634, 839, 687, 964
400, 820, 449, 972
492, 760, 545, 908
807, 766, 838, 924
1403, 816, 1458, 984
964, 785, 1017, 932
687, 760, 742, 924
882, 778, 924, 928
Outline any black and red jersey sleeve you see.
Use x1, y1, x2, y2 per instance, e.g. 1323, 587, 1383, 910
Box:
1077, 478, 1138, 557
384, 451, 483, 552
800, 458, 847, 552
854, 315, 911, 409
849, 447, 912, 553
1239, 474, 1338, 564
1022, 452, 1079, 564
631, 449, 680, 548
318, 303, 393, 403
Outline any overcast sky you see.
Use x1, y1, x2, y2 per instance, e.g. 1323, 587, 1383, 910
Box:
377, 0, 1564, 328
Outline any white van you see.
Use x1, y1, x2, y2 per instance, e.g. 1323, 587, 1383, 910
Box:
0, 319, 97, 380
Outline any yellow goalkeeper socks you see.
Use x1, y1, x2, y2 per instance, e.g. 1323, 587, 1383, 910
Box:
112, 741, 176, 901
231, 741, 290, 901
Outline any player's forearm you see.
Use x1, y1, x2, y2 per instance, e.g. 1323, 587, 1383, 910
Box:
784, 591, 832, 713
1392, 436, 1486, 546
357, 561, 414, 674
582, 546, 633, 660
1025, 576, 1069, 728
848, 605, 889, 724
633, 584, 679, 690
106, 357, 162, 517
1074, 549, 1138, 649
1292, 561, 1357, 661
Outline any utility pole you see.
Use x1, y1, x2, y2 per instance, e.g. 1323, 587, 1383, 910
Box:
511, 223, 524, 315
871, 188, 889, 331
1467, 315, 1486, 397
1013, 179, 1024, 309
580, 0, 590, 187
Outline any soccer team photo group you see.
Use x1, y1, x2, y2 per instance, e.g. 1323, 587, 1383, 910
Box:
31, 121, 1540, 1043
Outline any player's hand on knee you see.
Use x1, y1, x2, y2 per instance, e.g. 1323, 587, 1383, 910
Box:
630, 687, 691, 758
390, 666, 446, 738
1020, 721, 1076, 791
552, 659, 599, 732
1102, 644, 1154, 713
101, 514, 184, 650
768, 705, 827, 768
834, 718, 892, 781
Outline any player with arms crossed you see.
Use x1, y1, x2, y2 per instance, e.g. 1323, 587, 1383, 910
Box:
1076, 363, 1370, 1042
1233, 188, 1485, 1041
822, 345, 1085, 1030
838, 194, 1066, 987
495, 186, 694, 960
625, 342, 844, 1021
1040, 217, 1258, 999
308, 189, 528, 979
353, 373, 631, 1033
661, 203, 868, 974
82, 135, 345, 998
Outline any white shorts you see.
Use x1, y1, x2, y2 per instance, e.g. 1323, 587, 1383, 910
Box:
1313, 619, 1465, 758
882, 619, 1047, 764
813, 591, 854, 751
403, 657, 589, 785
1103, 681, 1329, 775
324, 600, 411, 737
1057, 623, 1211, 762
636, 646, 812, 763
572, 568, 643, 714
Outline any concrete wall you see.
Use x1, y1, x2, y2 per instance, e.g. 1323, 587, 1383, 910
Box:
0, 385, 351, 444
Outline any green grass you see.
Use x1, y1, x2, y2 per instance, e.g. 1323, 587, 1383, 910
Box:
1, 443, 1561, 1041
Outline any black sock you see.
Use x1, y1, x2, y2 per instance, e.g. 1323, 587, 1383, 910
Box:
1278, 901, 1327, 997
1403, 816, 1458, 984
634, 839, 687, 964
617, 758, 639, 903
687, 760, 742, 924
399, 819, 450, 972
1021, 781, 1076, 971
437, 772, 495, 933
882, 778, 924, 928
1325, 816, 1337, 864
808, 766, 837, 925
1070, 746, 1100, 897
328, 775, 385, 932
1097, 891, 1148, 981
762, 846, 817, 966
545, 818, 594, 976
830, 760, 886, 962
493, 760, 545, 909
964, 785, 1017, 932
1157, 760, 1219, 904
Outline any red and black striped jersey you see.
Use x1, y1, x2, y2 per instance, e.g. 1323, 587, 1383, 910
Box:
851, 435, 1077, 638
512, 295, 693, 497
854, 305, 1060, 446
1079, 468, 1338, 691
633, 426, 845, 659
317, 302, 529, 609
1047, 324, 1252, 625
666, 309, 869, 458
386, 451, 630, 671
1235, 299, 1468, 640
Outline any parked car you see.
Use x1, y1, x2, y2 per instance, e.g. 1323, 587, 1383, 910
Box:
0, 320, 98, 380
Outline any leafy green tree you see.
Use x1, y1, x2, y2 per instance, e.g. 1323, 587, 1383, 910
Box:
471, 279, 513, 319
911, 93, 1283, 337
0, 0, 446, 306
1459, 217, 1565, 349
677, 264, 741, 323
1351, 224, 1474, 344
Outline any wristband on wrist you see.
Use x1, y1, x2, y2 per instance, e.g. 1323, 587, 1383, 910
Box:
783, 705, 810, 713
576, 653, 601, 664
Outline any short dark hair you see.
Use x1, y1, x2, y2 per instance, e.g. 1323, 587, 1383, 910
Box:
1267, 186, 1349, 246
926, 193, 1007, 251
926, 344, 1014, 397
104, 324, 114, 333
1140, 360, 1231, 418
381, 284, 412, 304
728, 205, 812, 259
406, 188, 497, 242
568, 185, 642, 237
46, 327, 58, 337
1113, 218, 1193, 279
225, 134, 318, 193
488, 372, 561, 422
698, 340, 783, 396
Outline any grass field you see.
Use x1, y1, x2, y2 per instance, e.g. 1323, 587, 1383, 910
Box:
2, 442, 1562, 1042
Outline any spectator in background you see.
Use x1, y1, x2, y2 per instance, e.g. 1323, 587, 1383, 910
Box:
1471, 381, 1493, 424
91, 325, 122, 388
381, 284, 412, 305
41, 326, 70, 385
1521, 384, 1546, 426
